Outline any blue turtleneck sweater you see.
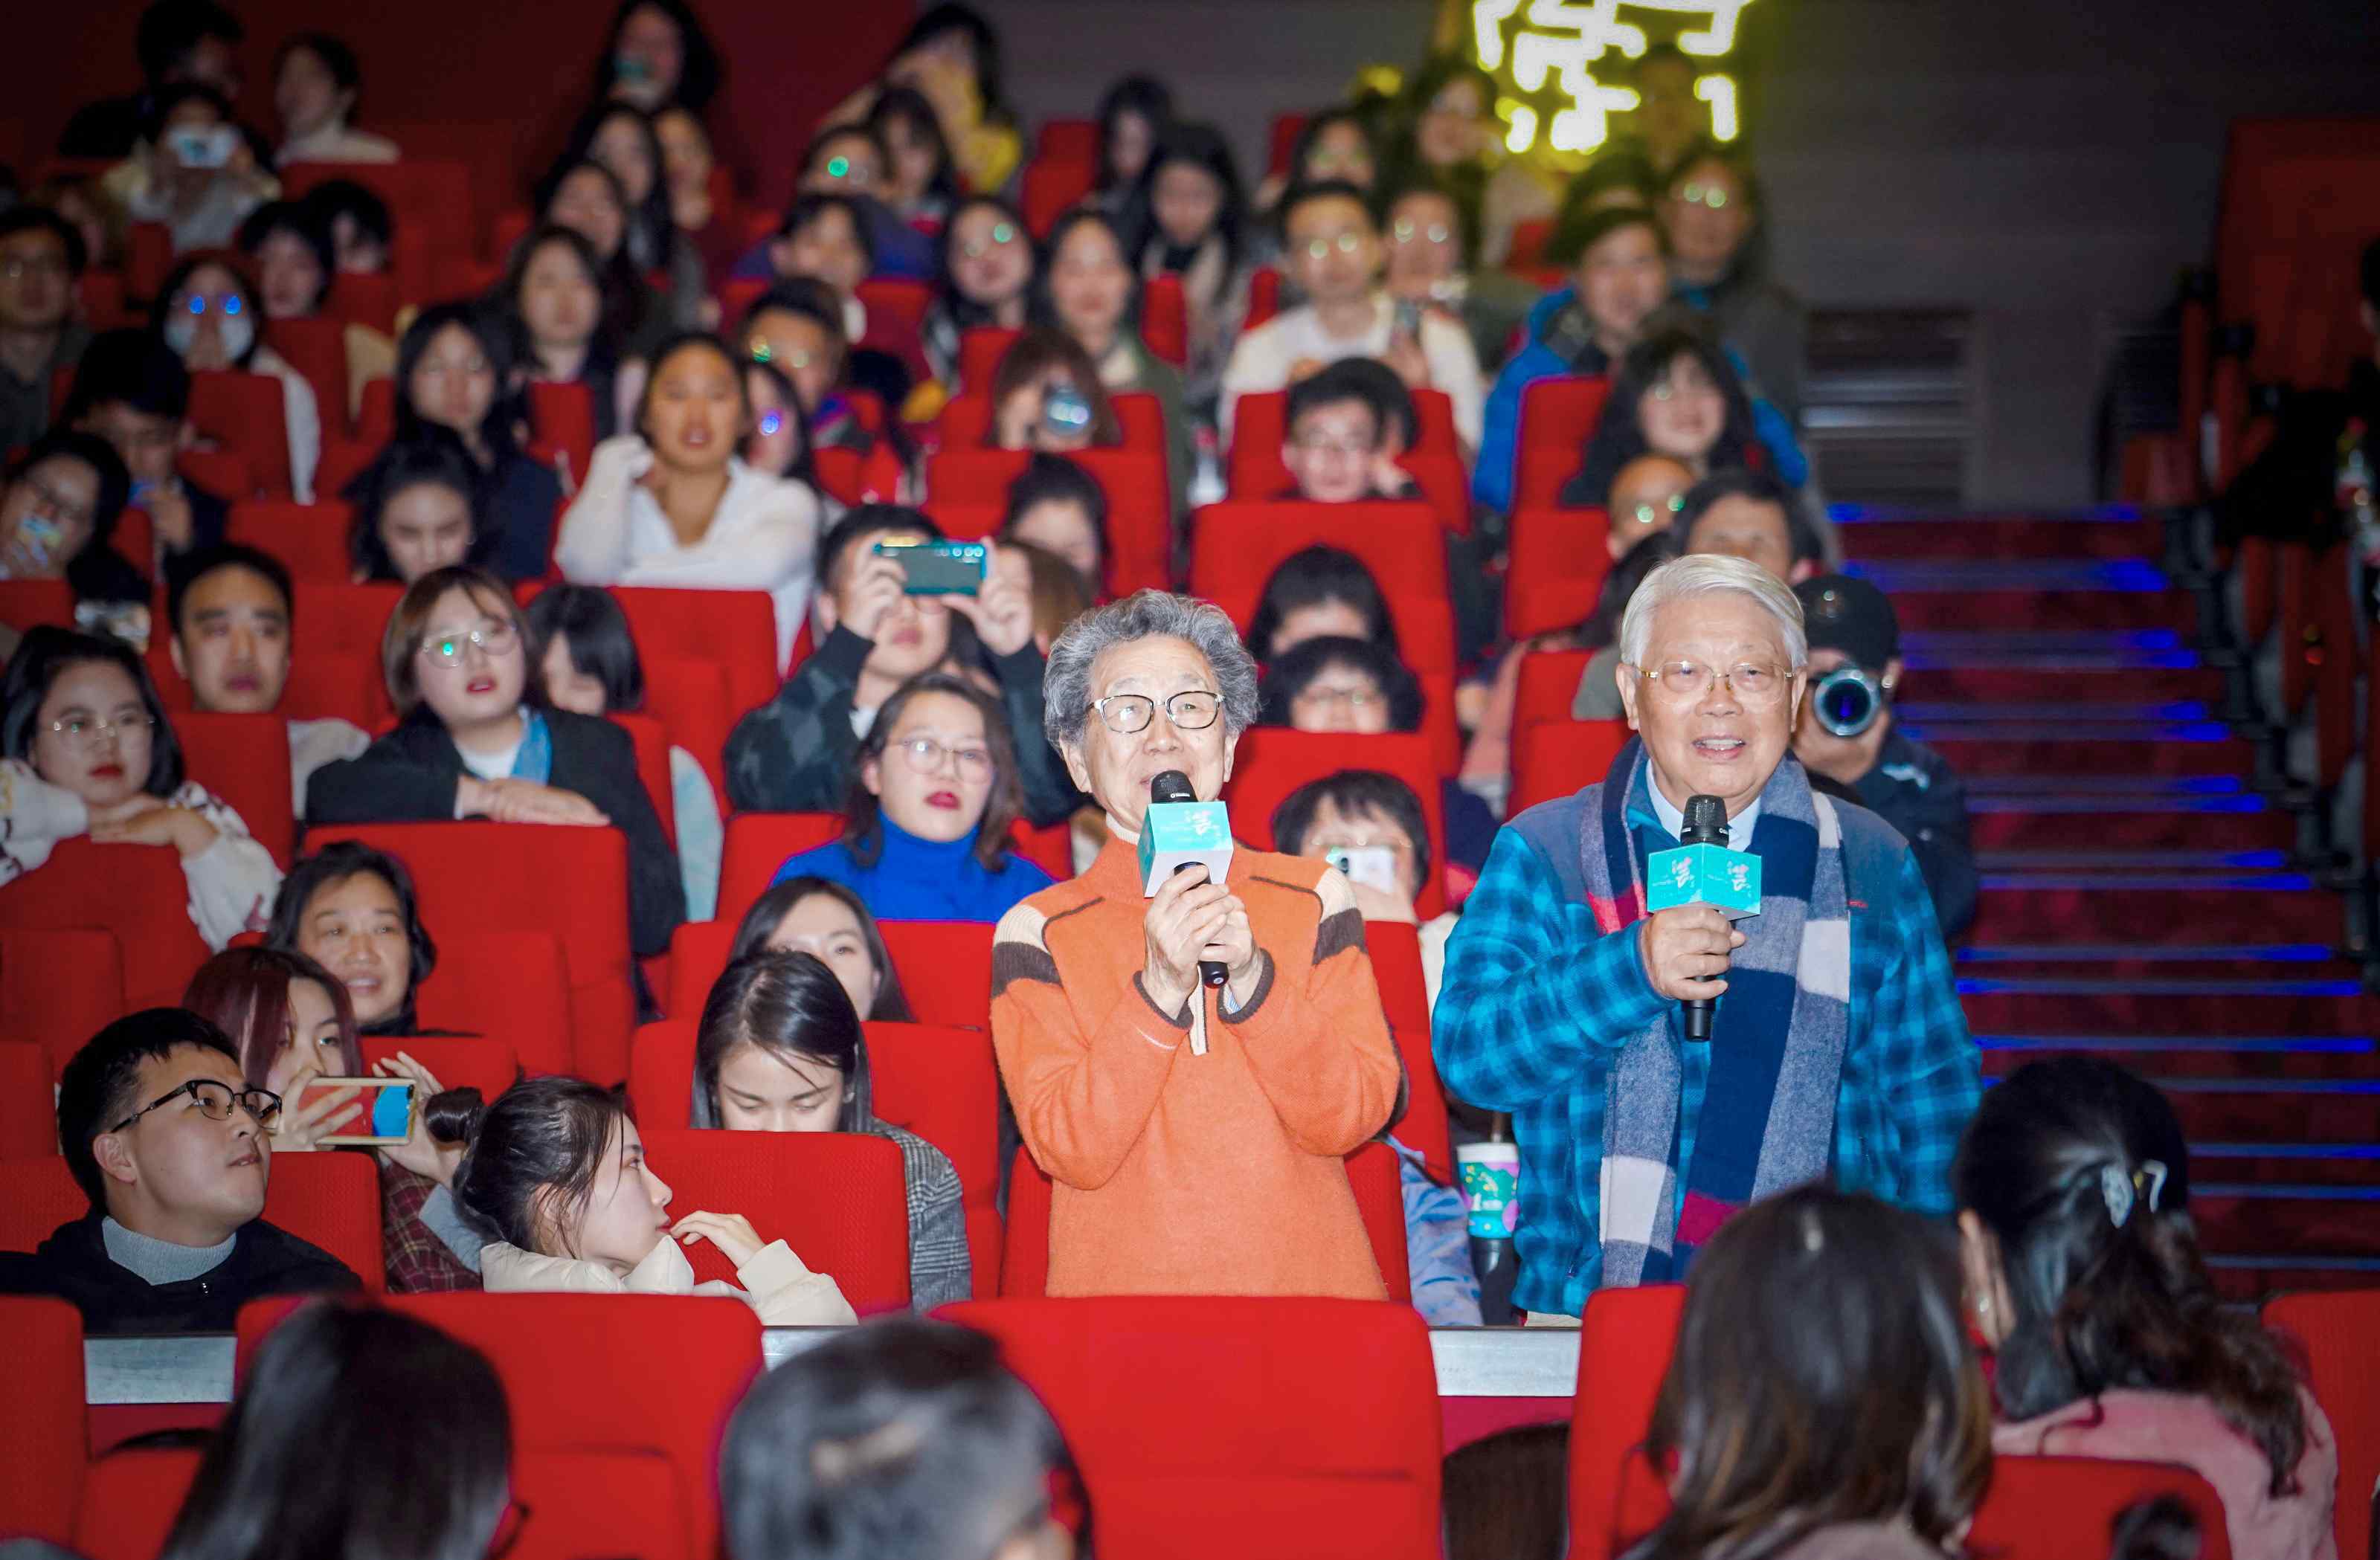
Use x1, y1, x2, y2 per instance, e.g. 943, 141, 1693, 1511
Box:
769, 816, 1056, 924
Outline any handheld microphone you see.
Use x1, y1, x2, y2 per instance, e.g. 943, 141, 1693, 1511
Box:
1143, 770, 1232, 989
1646, 793, 1763, 1042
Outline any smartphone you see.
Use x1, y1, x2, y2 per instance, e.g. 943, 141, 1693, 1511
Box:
1392, 297, 1424, 339
168, 125, 237, 169
1041, 382, 1093, 441
289, 1077, 416, 1147
1327, 845, 1400, 896
15, 513, 65, 569
873, 538, 988, 596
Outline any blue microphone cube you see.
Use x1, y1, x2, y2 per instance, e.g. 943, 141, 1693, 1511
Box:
1139, 799, 1234, 896
1645, 842, 1762, 918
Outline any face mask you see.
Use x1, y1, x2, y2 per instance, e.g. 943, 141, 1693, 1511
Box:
164, 308, 254, 361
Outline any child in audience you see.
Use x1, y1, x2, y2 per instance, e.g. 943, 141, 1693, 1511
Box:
158, 1306, 513, 1560
1221, 180, 1483, 450
393, 303, 568, 580
769, 670, 1055, 922
1259, 634, 1422, 735
527, 581, 724, 920
264, 840, 441, 1036
729, 875, 918, 1022
1563, 322, 1803, 508
0, 625, 280, 949
306, 565, 686, 961
1037, 207, 1194, 512
182, 945, 479, 1291
693, 948, 970, 1308
998, 452, 1108, 599
0, 1008, 361, 1333
234, 199, 395, 419
869, 85, 960, 230
655, 106, 744, 289
1128, 124, 1250, 413
271, 32, 399, 165
1957, 1058, 2339, 1560
152, 254, 322, 503
1245, 543, 1402, 663
60, 329, 230, 581
164, 543, 370, 813
501, 222, 635, 442
342, 431, 492, 584
555, 331, 823, 665
1094, 74, 1171, 210
721, 1317, 1087, 1560
1281, 358, 1419, 503
923, 196, 1035, 386
986, 328, 1123, 453
0, 430, 146, 619
437, 1073, 857, 1323
302, 178, 395, 276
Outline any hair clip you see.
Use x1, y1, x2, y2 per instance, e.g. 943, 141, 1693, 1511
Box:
2136, 1159, 2167, 1215
2098, 1163, 2135, 1228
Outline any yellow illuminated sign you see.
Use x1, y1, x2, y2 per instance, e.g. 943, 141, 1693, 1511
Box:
1471, 0, 1752, 153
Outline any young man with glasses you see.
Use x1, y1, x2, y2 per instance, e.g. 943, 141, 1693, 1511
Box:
0, 1009, 361, 1332
1279, 358, 1420, 505
0, 209, 94, 457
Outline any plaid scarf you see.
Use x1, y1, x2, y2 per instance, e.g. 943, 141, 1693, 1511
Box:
1577, 738, 1850, 1284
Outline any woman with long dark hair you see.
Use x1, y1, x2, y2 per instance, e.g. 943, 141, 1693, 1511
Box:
264, 840, 442, 1039
391, 303, 566, 581
1125, 123, 1250, 415
560, 102, 706, 330
1560, 323, 1762, 509
0, 430, 142, 608
922, 194, 1035, 388
497, 222, 633, 442
728, 876, 916, 1022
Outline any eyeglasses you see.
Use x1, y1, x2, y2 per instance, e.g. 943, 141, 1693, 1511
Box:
1623, 494, 1688, 527
1673, 182, 1732, 211
1649, 373, 1717, 402
1290, 432, 1373, 457
892, 735, 994, 780
112, 1077, 283, 1133
1299, 233, 1365, 261
748, 341, 816, 370
1390, 219, 1453, 247
1291, 682, 1381, 713
1092, 689, 1222, 734
959, 222, 1018, 258
416, 622, 518, 668
1633, 658, 1792, 704
1, 254, 71, 281
48, 710, 155, 750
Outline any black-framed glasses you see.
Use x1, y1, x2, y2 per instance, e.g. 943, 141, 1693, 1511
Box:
112, 1078, 282, 1133
1092, 689, 1222, 734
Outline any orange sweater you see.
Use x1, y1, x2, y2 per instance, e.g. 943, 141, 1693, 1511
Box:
991, 838, 1402, 1298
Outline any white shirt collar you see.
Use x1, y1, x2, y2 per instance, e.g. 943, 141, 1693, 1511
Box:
1644, 762, 1760, 849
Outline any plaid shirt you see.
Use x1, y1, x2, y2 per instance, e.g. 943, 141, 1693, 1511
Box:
1432, 779, 1978, 1317
381, 1161, 480, 1294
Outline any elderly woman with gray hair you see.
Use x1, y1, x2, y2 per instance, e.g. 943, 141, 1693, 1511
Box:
989, 590, 1404, 1298
1435, 553, 1978, 1320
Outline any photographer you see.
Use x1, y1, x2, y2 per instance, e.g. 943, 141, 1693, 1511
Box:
1792, 573, 1975, 941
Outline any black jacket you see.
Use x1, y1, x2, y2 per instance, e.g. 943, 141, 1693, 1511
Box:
723, 624, 1082, 825
0, 1212, 361, 1335
1815, 726, 1977, 941
305, 707, 686, 956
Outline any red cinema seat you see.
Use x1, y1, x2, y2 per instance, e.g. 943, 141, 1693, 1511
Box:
943, 1295, 1441, 1560
1970, 1460, 2234, 1560
0, 929, 126, 1076
643, 655, 734, 810
938, 390, 1165, 457
225, 499, 356, 581
636, 1128, 911, 1313
1142, 272, 1189, 367
0, 578, 80, 636
358, 1034, 520, 1104
928, 447, 1170, 596
408, 929, 573, 1078
0, 1041, 53, 1156
1566, 1282, 1688, 1560
855, 278, 934, 339
1514, 376, 1612, 509
608, 585, 782, 713
353, 377, 396, 448
525, 379, 598, 490
0, 840, 209, 1012
1516, 649, 1596, 725
956, 326, 1023, 391
0, 1153, 383, 1292
1363, 920, 1453, 1181
1507, 506, 1611, 636
1191, 497, 1452, 636
77, 269, 131, 331
0, 1297, 84, 1544
72, 1446, 191, 1560
280, 161, 476, 303
312, 433, 383, 506
667, 916, 995, 1031
1021, 158, 1096, 236
262, 316, 351, 439
2267, 1289, 2379, 1560
189, 370, 293, 500
1511, 719, 1632, 816
148, 632, 385, 732
303, 823, 634, 1082
614, 712, 678, 844
126, 222, 173, 307
292, 580, 403, 662
175, 711, 297, 869
241, 1291, 759, 1560
1223, 728, 1449, 918
715, 811, 845, 922
1035, 119, 1099, 164
178, 446, 252, 503
811, 444, 865, 506
1267, 115, 1306, 178
323, 272, 399, 338
1228, 389, 1467, 531
1245, 265, 1282, 330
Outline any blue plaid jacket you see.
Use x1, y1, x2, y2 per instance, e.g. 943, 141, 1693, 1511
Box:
1432, 773, 1978, 1317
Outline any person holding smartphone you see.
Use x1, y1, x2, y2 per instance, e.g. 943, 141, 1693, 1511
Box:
985, 328, 1122, 454
100, 83, 276, 255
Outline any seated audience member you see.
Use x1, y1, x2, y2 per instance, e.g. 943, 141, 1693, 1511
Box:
164, 543, 370, 813
725, 506, 1074, 825
0, 1008, 361, 1332
770, 670, 1055, 922
1792, 573, 1976, 941
1475, 206, 1670, 514
1280, 357, 1419, 503
794, 124, 938, 280
343, 431, 493, 584
694, 949, 969, 1308
270, 32, 397, 165
591, 0, 721, 117
922, 196, 1036, 386
1957, 1059, 2339, 1560
1627, 1185, 1993, 1560
501, 222, 636, 444
1015, 540, 1095, 657
0, 207, 94, 455
1664, 144, 1807, 428
999, 451, 1108, 598
302, 176, 394, 277
1037, 207, 1194, 514
1128, 124, 1252, 414
392, 303, 569, 581
152, 254, 322, 503
183, 945, 478, 1291
157, 1306, 512, 1559
236, 199, 395, 420
60, 0, 248, 161
264, 840, 440, 1037
654, 106, 744, 289
0, 625, 280, 948
1676, 468, 1823, 585
100, 84, 277, 255
305, 565, 686, 959
1260, 634, 1422, 735
986, 327, 1124, 454
1603, 451, 1696, 555
730, 875, 918, 1021
63, 329, 229, 573
1380, 178, 1539, 387
1245, 542, 1402, 663
1257, 107, 1380, 214
1273, 762, 1462, 1027
738, 277, 888, 460
993, 591, 1401, 1296
1220, 180, 1485, 451
1436, 555, 1978, 1315
35, 175, 122, 274
722, 1317, 1087, 1560
437, 1073, 857, 1322
870, 85, 961, 231
765, 192, 930, 398
0, 430, 147, 614
1598, 44, 1705, 195
539, 155, 672, 358
555, 331, 824, 665
1561, 323, 1772, 509
528, 581, 724, 920
741, 358, 823, 487
565, 101, 706, 326
1093, 74, 1172, 213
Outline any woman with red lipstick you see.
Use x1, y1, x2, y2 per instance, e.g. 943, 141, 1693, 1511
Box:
0, 625, 280, 950
768, 671, 1054, 924
306, 566, 685, 963
555, 331, 823, 668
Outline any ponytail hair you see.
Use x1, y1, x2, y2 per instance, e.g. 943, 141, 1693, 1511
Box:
437, 1077, 634, 1259
1953, 1057, 2310, 1495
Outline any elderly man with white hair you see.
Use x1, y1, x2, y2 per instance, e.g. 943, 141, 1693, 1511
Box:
1435, 554, 1976, 1318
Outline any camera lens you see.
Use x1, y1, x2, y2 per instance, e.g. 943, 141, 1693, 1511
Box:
1814, 667, 1879, 738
